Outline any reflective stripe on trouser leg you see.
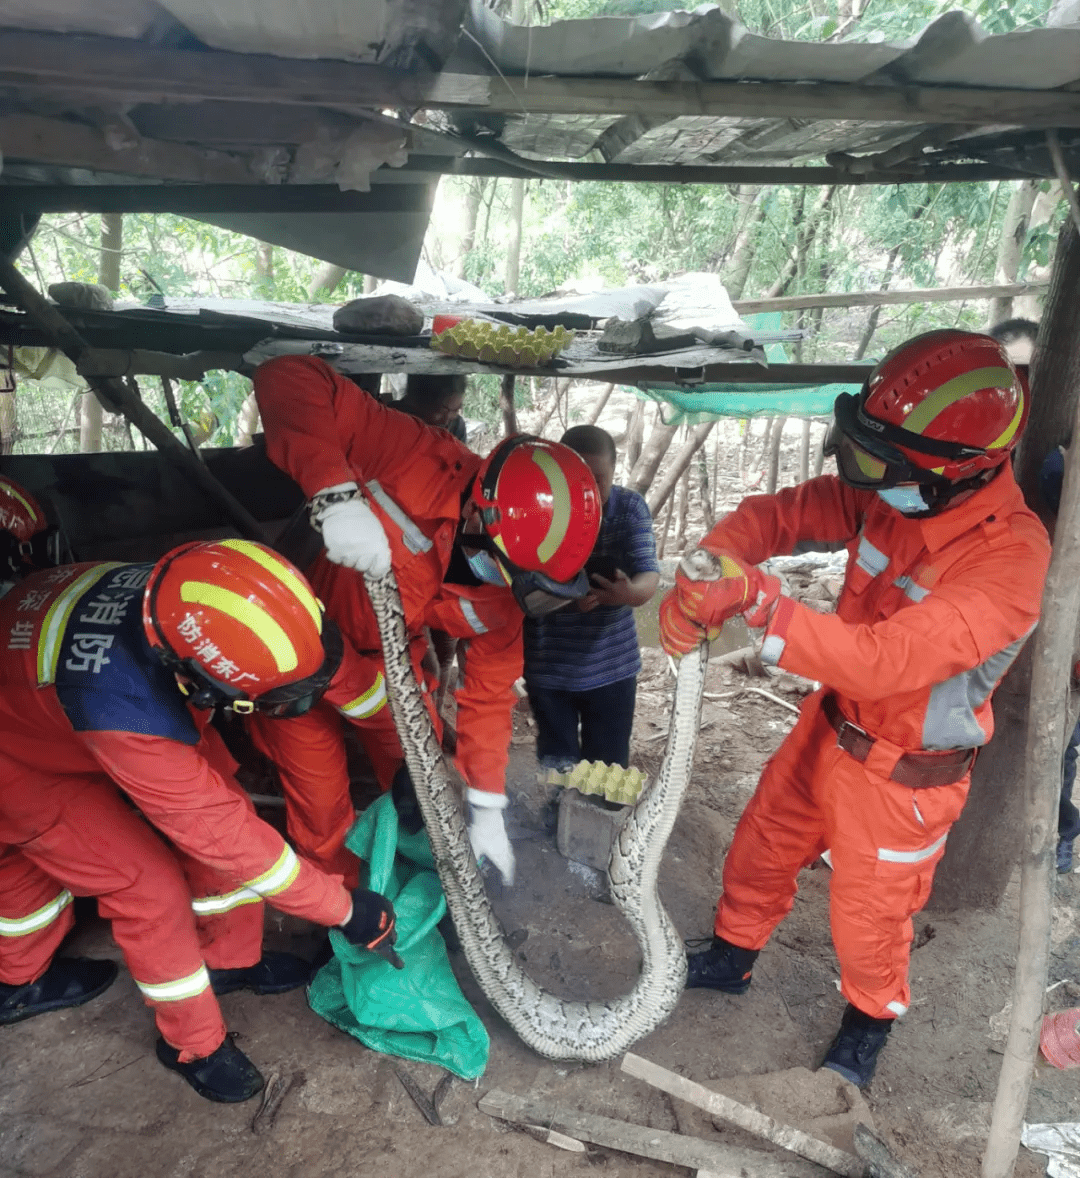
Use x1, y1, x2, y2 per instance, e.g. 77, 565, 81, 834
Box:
134, 974, 227, 1064
0, 769, 228, 1057
0, 846, 77, 985
714, 695, 832, 949
826, 742, 970, 1021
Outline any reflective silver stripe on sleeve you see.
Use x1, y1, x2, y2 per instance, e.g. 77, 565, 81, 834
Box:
893, 575, 929, 603
877, 832, 948, 864
135, 965, 211, 1002
459, 599, 487, 635
192, 847, 302, 915
364, 480, 433, 555
339, 672, 387, 719
922, 627, 1032, 749
855, 534, 889, 577
0, 890, 73, 936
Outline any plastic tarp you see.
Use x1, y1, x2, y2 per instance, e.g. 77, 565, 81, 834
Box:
306, 793, 490, 1080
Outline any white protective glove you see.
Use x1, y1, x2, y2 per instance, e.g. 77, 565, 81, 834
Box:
467, 788, 516, 886
310, 482, 392, 577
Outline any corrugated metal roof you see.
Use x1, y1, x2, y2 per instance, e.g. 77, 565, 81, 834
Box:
454, 3, 1080, 167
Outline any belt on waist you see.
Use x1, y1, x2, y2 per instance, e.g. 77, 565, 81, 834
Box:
821, 694, 976, 789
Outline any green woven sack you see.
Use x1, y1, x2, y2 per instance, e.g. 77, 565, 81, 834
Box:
306, 792, 489, 1080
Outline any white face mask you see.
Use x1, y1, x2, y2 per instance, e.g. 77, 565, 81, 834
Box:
877, 485, 931, 515
465, 549, 508, 586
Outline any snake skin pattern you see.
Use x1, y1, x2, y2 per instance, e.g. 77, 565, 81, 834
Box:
366, 569, 709, 1061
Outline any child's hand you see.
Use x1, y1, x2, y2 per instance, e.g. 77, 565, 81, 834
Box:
589, 569, 633, 606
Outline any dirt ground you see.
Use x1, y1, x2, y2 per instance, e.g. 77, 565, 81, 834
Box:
4, 633, 1080, 1178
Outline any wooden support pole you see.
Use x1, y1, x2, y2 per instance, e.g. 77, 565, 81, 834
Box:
731, 280, 1050, 316
478, 1088, 825, 1177
0, 255, 265, 541
646, 421, 716, 516
621, 1053, 867, 1178
499, 373, 518, 437
585, 381, 616, 426
983, 221, 1080, 1178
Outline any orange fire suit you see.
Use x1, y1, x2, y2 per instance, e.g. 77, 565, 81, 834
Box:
701, 464, 1049, 1020
251, 355, 524, 873
0, 562, 352, 1060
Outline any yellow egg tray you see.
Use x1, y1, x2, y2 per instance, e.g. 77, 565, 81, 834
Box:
540, 759, 647, 806
430, 319, 575, 368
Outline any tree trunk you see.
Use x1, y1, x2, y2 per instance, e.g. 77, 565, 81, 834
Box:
698, 447, 715, 530
757, 416, 776, 475
499, 373, 518, 437
254, 240, 274, 284
989, 180, 1040, 327
629, 418, 680, 498
765, 416, 787, 495
586, 382, 615, 425
646, 421, 716, 516
931, 219, 1080, 912
363, 274, 377, 295
853, 245, 900, 361
235, 391, 261, 448
308, 262, 347, 301
626, 399, 647, 472
1015, 182, 1062, 323
813, 420, 828, 478
656, 490, 677, 560
673, 465, 692, 552
798, 418, 811, 484
764, 186, 837, 300
535, 378, 570, 437
723, 186, 765, 300
504, 180, 525, 295
81, 212, 121, 453
453, 178, 486, 281
0, 387, 14, 454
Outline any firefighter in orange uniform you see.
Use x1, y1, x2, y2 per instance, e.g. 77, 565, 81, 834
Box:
660, 330, 1050, 1087
0, 539, 399, 1103
250, 355, 602, 888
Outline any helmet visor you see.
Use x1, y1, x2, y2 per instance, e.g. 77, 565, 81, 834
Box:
254, 617, 344, 718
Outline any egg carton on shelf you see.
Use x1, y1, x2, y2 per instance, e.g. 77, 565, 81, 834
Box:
430, 318, 576, 368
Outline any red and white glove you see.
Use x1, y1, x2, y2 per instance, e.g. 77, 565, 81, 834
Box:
310, 482, 392, 577
659, 549, 782, 658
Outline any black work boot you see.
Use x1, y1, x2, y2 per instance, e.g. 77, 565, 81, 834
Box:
208, 951, 311, 996
0, 957, 119, 1026
685, 936, 759, 994
820, 1003, 893, 1087
156, 1036, 265, 1103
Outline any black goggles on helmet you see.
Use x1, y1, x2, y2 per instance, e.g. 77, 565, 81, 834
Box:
464, 531, 589, 618
824, 392, 987, 491
165, 617, 344, 718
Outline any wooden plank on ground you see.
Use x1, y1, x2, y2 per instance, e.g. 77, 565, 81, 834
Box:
621, 1053, 867, 1178
478, 1088, 829, 1177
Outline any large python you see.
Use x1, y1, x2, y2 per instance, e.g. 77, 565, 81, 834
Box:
365, 568, 708, 1061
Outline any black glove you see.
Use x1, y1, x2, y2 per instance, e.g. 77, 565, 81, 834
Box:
341, 888, 403, 969
391, 763, 424, 836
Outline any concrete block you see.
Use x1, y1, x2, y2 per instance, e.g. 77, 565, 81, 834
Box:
556, 788, 630, 872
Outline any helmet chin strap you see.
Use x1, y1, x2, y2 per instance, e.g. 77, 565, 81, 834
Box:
888, 466, 1000, 519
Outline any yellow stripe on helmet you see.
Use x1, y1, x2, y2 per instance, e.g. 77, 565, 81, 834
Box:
901, 367, 1016, 436
180, 582, 298, 673
532, 448, 571, 566
986, 387, 1026, 451
0, 480, 39, 524
218, 539, 322, 633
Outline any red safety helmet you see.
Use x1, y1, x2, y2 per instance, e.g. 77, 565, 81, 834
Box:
143, 538, 342, 716
468, 434, 602, 615
825, 330, 1027, 507
0, 474, 63, 580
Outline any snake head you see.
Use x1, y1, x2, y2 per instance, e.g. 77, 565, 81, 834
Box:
677, 547, 725, 583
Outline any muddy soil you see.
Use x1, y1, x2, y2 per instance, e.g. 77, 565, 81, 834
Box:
4, 642, 1080, 1178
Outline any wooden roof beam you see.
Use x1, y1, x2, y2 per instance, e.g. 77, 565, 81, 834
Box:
3, 30, 1080, 127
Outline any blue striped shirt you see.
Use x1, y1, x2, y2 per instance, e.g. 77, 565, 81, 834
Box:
523, 484, 659, 692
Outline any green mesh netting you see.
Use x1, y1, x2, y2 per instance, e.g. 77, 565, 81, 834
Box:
638, 313, 860, 424
307, 793, 489, 1080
